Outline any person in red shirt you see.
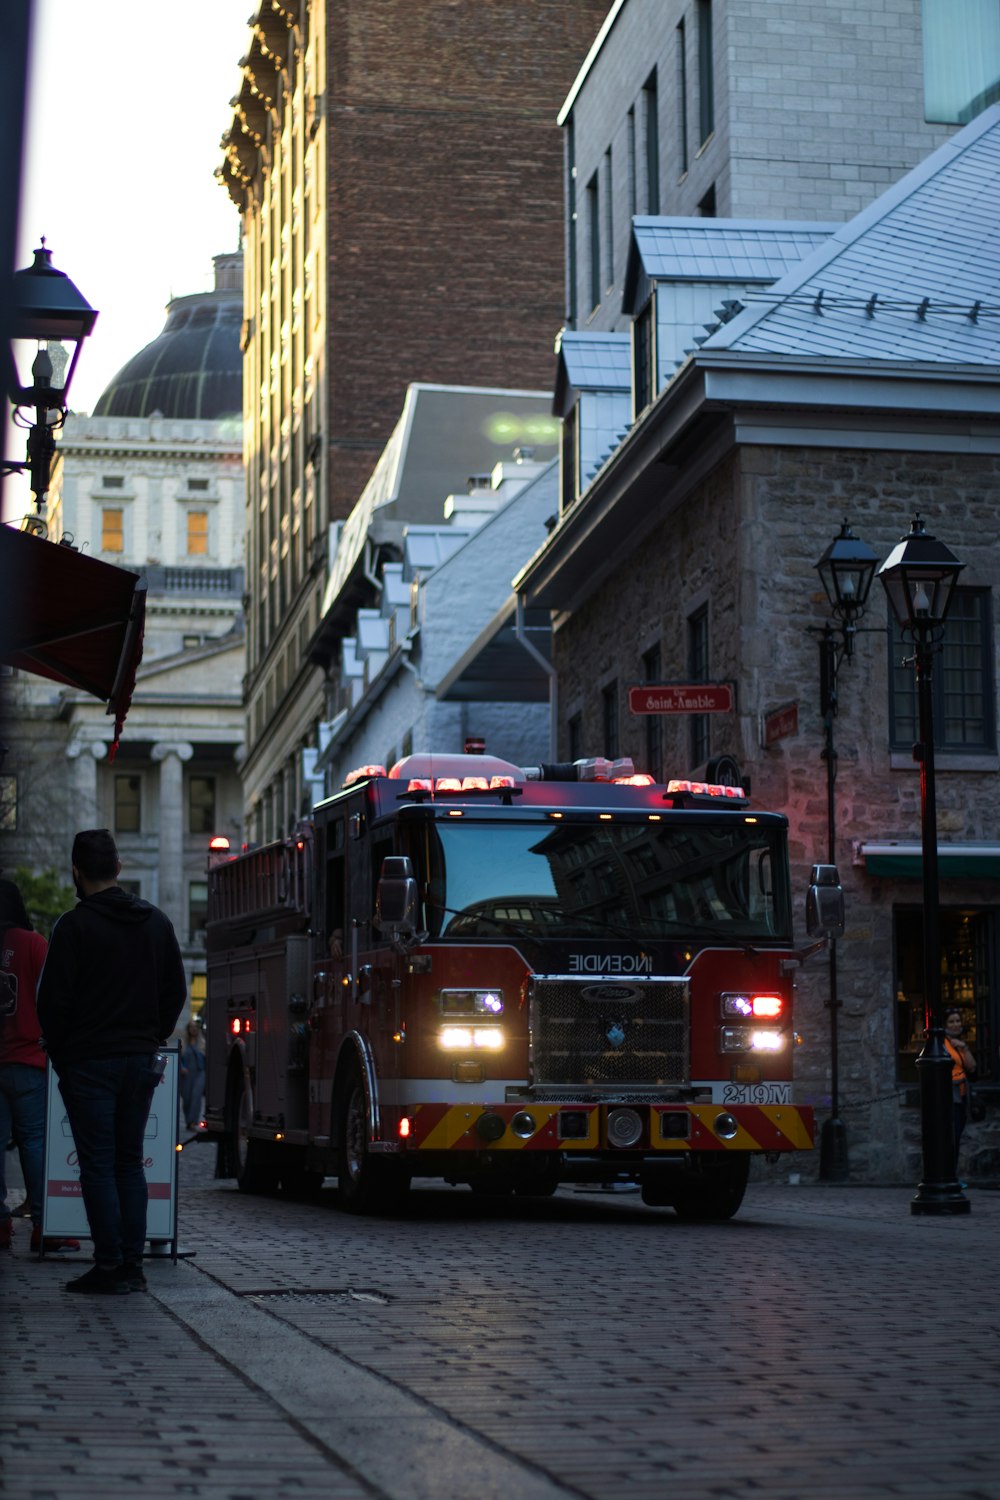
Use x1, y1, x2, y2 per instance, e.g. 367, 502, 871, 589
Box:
0, 878, 79, 1254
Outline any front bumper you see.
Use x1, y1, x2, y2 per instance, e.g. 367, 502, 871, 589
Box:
395, 1101, 814, 1154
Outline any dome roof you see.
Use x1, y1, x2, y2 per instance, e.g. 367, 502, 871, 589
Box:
93, 253, 243, 422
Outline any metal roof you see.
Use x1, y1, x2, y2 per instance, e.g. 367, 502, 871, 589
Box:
703, 105, 1000, 364
629, 217, 839, 282
622, 217, 839, 314
556, 332, 631, 392
553, 331, 632, 415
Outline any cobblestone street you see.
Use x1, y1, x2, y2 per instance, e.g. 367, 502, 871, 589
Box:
3, 1144, 1000, 1499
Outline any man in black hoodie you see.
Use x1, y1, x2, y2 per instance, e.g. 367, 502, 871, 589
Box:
37, 829, 186, 1294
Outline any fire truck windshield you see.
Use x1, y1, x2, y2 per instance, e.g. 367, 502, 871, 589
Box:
406, 818, 792, 943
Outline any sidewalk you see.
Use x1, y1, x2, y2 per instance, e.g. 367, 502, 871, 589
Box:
4, 1145, 1000, 1500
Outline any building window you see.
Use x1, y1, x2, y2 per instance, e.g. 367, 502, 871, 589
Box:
643, 644, 663, 782
896, 907, 997, 1085
602, 681, 619, 759
102, 508, 124, 553
643, 70, 659, 214
189, 881, 209, 944
688, 606, 710, 767
922, 0, 1000, 122
114, 774, 141, 833
698, 0, 715, 144
187, 478, 210, 492
604, 148, 614, 288
633, 301, 655, 416
627, 106, 637, 216
561, 404, 579, 512
587, 173, 601, 311
101, 475, 124, 489
189, 776, 217, 835
186, 510, 209, 556
567, 114, 578, 328
0, 775, 17, 831
698, 184, 717, 217
889, 588, 995, 752
677, 19, 689, 175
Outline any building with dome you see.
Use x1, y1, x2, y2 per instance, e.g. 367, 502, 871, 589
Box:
0, 254, 247, 1022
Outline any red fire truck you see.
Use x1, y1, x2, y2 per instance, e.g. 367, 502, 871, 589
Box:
204, 751, 837, 1220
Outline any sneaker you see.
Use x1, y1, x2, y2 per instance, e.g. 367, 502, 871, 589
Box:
30, 1226, 81, 1254
116, 1262, 148, 1292
65, 1265, 131, 1296
0, 1220, 11, 1250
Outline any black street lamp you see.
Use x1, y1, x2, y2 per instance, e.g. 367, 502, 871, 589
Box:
812, 520, 878, 1181
878, 515, 969, 1217
2, 240, 98, 528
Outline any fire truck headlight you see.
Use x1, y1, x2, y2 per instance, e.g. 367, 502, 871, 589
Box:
438, 1027, 505, 1051
721, 1026, 786, 1054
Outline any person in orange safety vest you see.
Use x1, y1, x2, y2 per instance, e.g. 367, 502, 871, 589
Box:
944, 1008, 977, 1154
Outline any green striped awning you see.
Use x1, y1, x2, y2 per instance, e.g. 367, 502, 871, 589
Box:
859, 844, 1000, 879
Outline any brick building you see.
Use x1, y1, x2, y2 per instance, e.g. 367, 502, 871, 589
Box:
517, 108, 1000, 1183
217, 0, 607, 844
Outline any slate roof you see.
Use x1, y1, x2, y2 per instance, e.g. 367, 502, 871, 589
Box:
702, 105, 1000, 364
629, 217, 839, 283
557, 332, 632, 391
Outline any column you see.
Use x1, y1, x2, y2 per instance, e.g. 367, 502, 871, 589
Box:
65, 739, 107, 832
151, 741, 193, 932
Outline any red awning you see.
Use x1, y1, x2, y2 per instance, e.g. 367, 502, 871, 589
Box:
0, 522, 146, 758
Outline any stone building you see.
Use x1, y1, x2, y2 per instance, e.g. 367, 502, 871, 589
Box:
216, 0, 608, 847
562, 0, 980, 335
517, 109, 1000, 1183
0, 254, 246, 1017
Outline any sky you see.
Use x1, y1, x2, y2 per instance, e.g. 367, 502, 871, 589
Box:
6, 0, 251, 517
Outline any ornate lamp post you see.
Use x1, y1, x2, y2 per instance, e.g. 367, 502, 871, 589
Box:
2, 240, 98, 528
878, 515, 969, 1217
812, 520, 878, 1180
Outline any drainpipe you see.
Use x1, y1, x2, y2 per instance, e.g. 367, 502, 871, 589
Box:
514, 594, 557, 761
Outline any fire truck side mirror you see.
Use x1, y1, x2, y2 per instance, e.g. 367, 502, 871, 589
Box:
805, 864, 845, 940
375, 855, 419, 943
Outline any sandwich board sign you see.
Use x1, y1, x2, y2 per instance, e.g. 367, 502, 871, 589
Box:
42, 1046, 179, 1255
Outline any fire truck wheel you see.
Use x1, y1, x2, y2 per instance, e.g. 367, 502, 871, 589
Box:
231, 1069, 280, 1195
336, 1070, 409, 1214
671, 1153, 750, 1221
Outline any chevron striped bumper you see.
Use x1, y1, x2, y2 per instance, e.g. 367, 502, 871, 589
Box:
397, 1102, 814, 1153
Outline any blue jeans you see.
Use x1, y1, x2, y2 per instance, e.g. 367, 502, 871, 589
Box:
55, 1055, 159, 1268
0, 1062, 47, 1230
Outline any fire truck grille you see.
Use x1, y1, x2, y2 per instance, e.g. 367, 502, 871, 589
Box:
529, 977, 689, 1088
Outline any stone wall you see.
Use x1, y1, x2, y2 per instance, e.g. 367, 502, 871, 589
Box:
568, 0, 956, 334
551, 442, 1000, 1180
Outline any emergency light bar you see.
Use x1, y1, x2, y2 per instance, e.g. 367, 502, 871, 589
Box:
343, 764, 387, 786
664, 779, 747, 806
